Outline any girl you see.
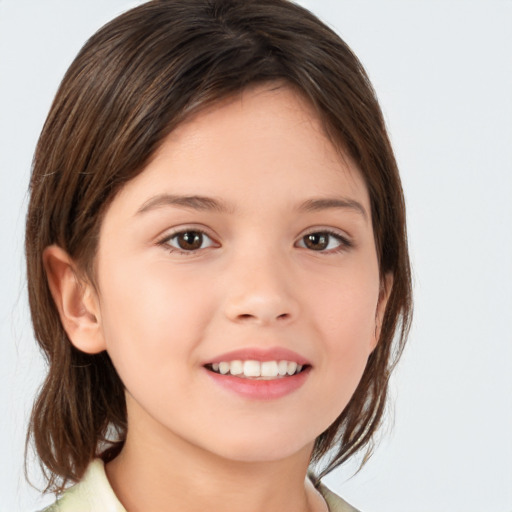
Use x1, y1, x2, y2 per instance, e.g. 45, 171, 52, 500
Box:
25, 1, 412, 511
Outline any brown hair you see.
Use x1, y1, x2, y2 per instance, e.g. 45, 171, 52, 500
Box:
25, 0, 412, 494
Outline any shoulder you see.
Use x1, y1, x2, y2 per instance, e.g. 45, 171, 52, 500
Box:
316, 480, 362, 512
36, 459, 126, 512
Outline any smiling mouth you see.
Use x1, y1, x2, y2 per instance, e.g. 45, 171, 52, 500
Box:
205, 360, 309, 379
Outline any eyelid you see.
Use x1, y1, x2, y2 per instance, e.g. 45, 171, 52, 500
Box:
155, 225, 353, 255
156, 225, 220, 254
296, 227, 353, 253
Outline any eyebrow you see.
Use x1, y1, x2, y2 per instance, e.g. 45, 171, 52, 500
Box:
137, 194, 234, 215
298, 197, 368, 219
136, 194, 368, 219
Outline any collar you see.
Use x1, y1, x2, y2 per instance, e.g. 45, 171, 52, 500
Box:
52, 459, 359, 512
53, 459, 126, 512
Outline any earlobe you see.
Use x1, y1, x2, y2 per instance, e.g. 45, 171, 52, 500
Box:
43, 245, 106, 354
371, 272, 393, 351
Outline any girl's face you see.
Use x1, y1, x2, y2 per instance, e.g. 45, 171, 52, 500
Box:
88, 85, 388, 463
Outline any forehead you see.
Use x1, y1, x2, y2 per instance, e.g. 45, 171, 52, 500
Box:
105, 84, 369, 220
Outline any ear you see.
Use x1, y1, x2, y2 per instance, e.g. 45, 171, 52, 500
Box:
43, 245, 106, 354
371, 272, 393, 351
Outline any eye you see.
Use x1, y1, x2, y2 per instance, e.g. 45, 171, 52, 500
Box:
296, 230, 351, 253
161, 229, 216, 253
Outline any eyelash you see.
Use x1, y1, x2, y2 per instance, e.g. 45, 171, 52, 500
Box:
157, 228, 353, 256
297, 229, 353, 254
158, 228, 217, 256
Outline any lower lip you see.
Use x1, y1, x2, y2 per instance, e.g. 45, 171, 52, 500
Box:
204, 367, 311, 400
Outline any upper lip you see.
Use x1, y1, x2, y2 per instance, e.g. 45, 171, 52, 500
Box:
204, 347, 310, 366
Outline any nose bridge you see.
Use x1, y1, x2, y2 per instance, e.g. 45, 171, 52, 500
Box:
222, 236, 299, 325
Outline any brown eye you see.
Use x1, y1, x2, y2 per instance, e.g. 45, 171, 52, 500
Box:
165, 230, 215, 252
303, 233, 329, 251
297, 231, 349, 252
176, 231, 203, 250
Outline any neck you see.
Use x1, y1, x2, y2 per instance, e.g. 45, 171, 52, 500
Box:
105, 414, 320, 512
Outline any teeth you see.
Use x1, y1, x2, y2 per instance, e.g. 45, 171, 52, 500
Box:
287, 361, 297, 375
230, 360, 243, 375
243, 360, 261, 377
261, 361, 279, 377
219, 362, 230, 375
209, 360, 305, 378
277, 360, 288, 376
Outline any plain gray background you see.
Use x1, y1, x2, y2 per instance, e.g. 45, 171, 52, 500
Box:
1, 1, 511, 511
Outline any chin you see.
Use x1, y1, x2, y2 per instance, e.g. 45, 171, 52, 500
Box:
204, 431, 315, 464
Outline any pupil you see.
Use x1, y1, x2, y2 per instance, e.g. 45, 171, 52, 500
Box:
179, 231, 202, 250
305, 233, 328, 250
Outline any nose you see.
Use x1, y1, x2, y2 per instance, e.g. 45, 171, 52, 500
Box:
222, 249, 300, 326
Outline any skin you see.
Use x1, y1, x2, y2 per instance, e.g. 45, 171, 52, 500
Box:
45, 84, 390, 512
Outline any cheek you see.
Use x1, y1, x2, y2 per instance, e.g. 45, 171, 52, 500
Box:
307, 262, 380, 397
97, 257, 215, 371
311, 262, 380, 343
